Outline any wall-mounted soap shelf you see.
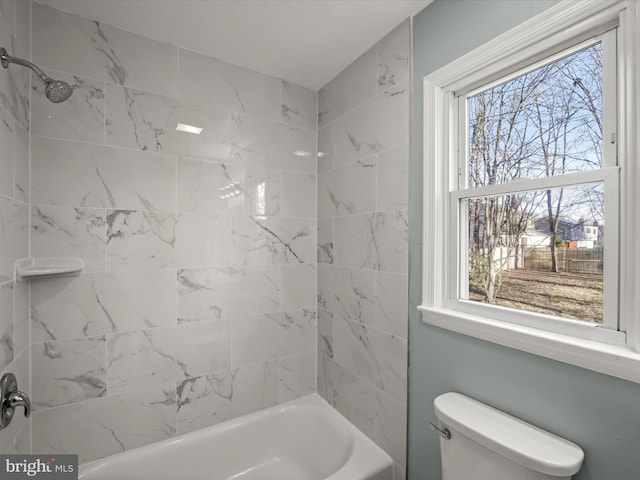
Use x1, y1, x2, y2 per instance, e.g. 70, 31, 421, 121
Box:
15, 258, 84, 281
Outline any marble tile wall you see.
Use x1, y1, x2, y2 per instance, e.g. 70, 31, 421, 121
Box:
317, 20, 410, 479
29, 3, 317, 463
0, 0, 31, 454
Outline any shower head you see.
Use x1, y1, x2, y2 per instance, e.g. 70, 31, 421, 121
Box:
1, 47, 73, 103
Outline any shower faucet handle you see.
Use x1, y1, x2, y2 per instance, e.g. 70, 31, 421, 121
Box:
0, 373, 31, 431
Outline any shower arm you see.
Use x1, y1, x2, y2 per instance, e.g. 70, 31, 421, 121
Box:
0, 47, 52, 84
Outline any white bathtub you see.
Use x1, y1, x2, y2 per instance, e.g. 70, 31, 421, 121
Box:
78, 394, 393, 480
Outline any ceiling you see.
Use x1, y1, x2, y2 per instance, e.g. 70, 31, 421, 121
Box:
36, 0, 432, 91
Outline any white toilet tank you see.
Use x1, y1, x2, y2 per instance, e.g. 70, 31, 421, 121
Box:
433, 393, 584, 480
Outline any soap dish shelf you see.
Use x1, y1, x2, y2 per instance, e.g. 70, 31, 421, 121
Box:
16, 258, 84, 280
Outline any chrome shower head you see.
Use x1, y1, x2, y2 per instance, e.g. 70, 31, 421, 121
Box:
44, 79, 73, 103
1, 47, 73, 103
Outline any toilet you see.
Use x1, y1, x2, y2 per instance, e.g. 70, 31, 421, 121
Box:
433, 392, 584, 480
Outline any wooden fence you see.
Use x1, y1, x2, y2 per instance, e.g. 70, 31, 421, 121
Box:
523, 247, 603, 274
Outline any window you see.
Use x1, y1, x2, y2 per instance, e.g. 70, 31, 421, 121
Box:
421, 0, 640, 382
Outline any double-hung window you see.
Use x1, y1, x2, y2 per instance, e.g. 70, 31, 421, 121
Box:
420, 0, 640, 382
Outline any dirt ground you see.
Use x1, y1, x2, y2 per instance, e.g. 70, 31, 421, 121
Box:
471, 268, 604, 323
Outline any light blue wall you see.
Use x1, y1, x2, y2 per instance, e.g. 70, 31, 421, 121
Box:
409, 1, 640, 479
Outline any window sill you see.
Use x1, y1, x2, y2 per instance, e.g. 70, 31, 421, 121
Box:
419, 305, 640, 385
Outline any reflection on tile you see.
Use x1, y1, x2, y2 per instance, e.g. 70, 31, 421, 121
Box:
32, 383, 176, 463
175, 213, 233, 268
107, 322, 230, 395
281, 81, 317, 130
232, 309, 316, 367
177, 266, 279, 323
317, 264, 375, 322
374, 272, 408, 338
31, 206, 105, 272
0, 282, 14, 372
333, 84, 408, 166
317, 309, 333, 359
13, 122, 28, 203
31, 71, 105, 144
280, 263, 316, 311
32, 137, 177, 211
0, 197, 28, 280
106, 210, 177, 270
318, 48, 377, 127
31, 270, 177, 342
33, 3, 178, 96
317, 218, 333, 264
280, 171, 316, 218
317, 125, 334, 174
333, 315, 407, 402
179, 49, 281, 121
279, 351, 316, 402
176, 360, 278, 435
32, 336, 106, 409
318, 158, 376, 217
377, 144, 409, 211
378, 20, 410, 94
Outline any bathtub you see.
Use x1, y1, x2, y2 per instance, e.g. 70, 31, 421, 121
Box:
78, 394, 393, 480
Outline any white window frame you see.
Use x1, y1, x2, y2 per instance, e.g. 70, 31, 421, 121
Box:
419, 0, 640, 383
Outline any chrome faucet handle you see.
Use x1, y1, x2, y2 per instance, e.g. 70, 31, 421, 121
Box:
7, 390, 30, 418
0, 373, 31, 430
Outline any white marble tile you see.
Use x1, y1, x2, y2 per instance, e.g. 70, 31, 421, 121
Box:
279, 351, 316, 402
13, 121, 28, 203
175, 213, 234, 268
31, 205, 105, 272
232, 309, 316, 367
318, 158, 376, 217
279, 171, 316, 218
0, 1, 13, 36
32, 336, 107, 409
373, 388, 407, 465
177, 266, 279, 323
106, 209, 177, 270
32, 137, 177, 211
31, 70, 105, 144
33, 3, 178, 96
176, 360, 278, 435
317, 124, 334, 174
0, 348, 30, 454
0, 197, 28, 281
31, 270, 177, 342
317, 264, 375, 322
318, 48, 378, 127
317, 309, 333, 359
333, 83, 409, 166
231, 216, 315, 265
377, 144, 409, 211
280, 263, 316, 311
32, 383, 176, 463
281, 81, 317, 130
374, 272, 408, 339
6, 416, 30, 455
13, 0, 30, 57
0, 282, 14, 372
333, 315, 407, 402
394, 462, 406, 480
0, 105, 14, 198
317, 354, 377, 438
333, 211, 408, 273
317, 217, 333, 264
12, 277, 28, 357
179, 49, 281, 121
107, 321, 230, 395
0, 29, 29, 131
178, 157, 280, 216
378, 20, 410, 95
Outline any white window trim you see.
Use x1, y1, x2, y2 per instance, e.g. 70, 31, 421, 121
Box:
420, 0, 640, 383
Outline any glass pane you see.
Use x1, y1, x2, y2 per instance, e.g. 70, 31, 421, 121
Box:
467, 42, 603, 188
465, 183, 604, 323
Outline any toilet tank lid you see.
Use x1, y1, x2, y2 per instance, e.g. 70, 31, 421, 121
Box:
434, 393, 584, 477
